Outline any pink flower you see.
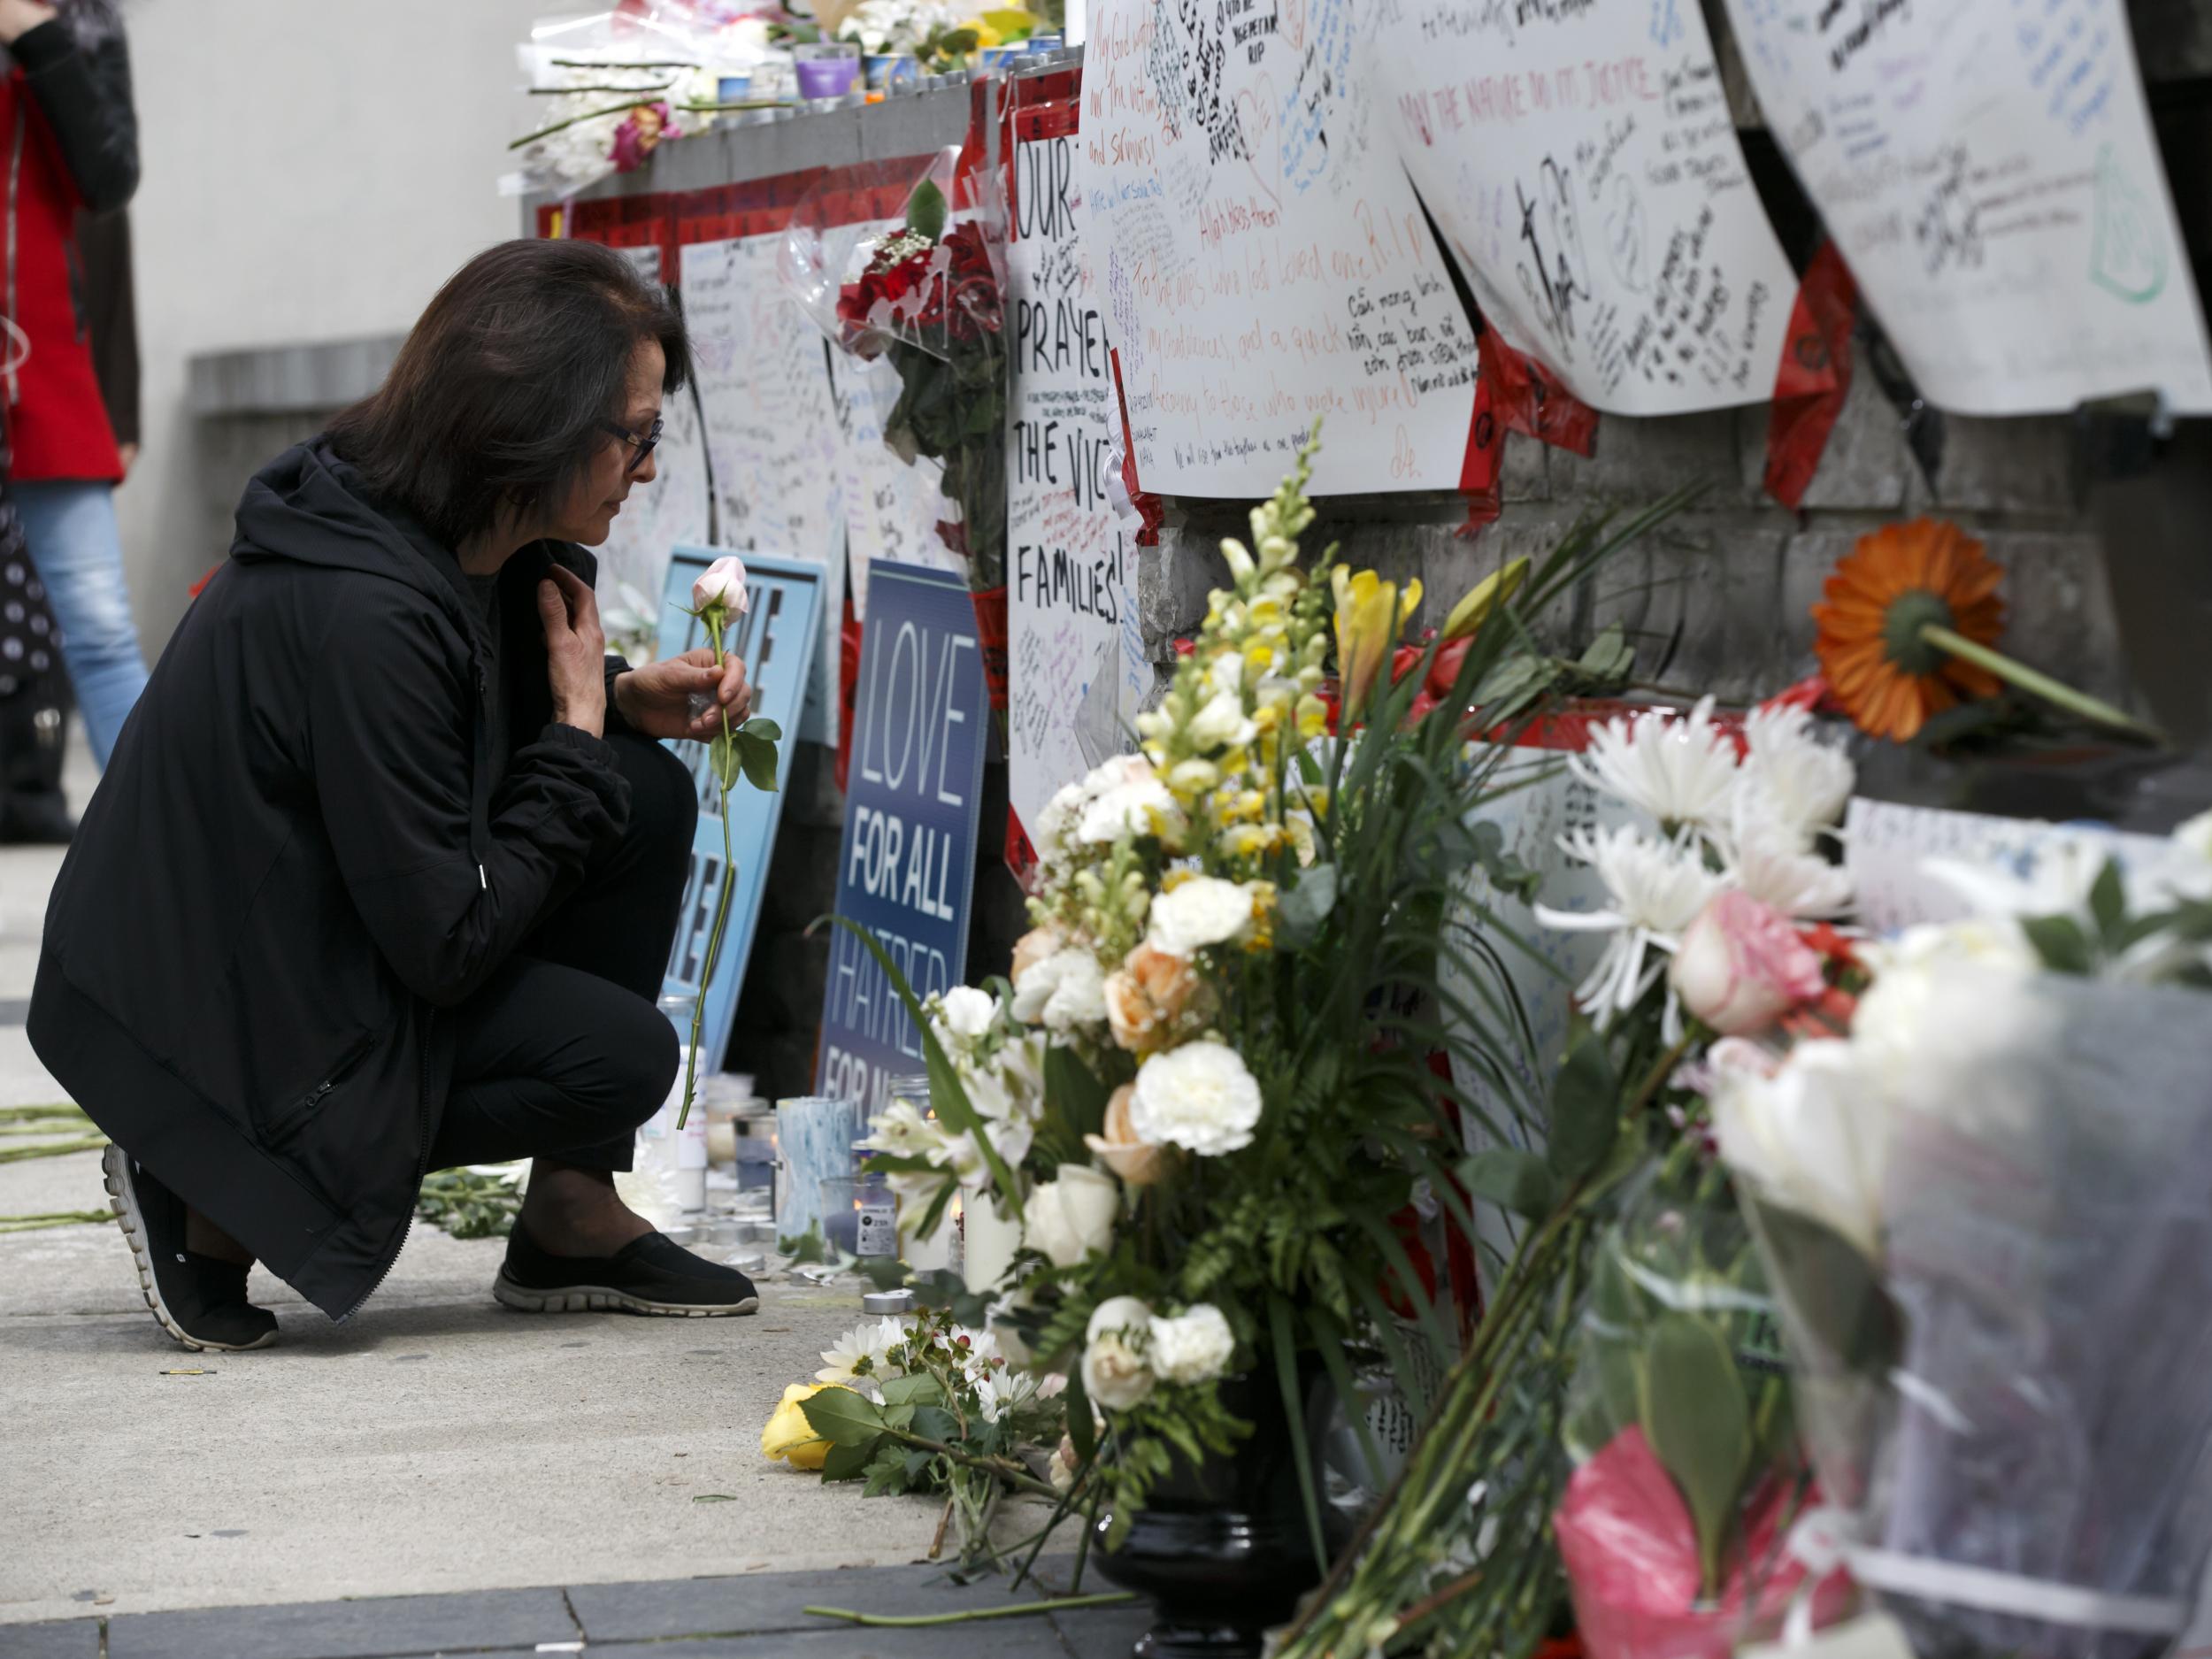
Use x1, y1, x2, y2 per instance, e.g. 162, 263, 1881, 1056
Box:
1668, 890, 1824, 1037
610, 103, 677, 174
691, 555, 749, 618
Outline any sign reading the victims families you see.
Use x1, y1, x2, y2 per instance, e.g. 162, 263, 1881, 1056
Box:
1006, 124, 1150, 843
818, 562, 991, 1115
657, 548, 823, 1072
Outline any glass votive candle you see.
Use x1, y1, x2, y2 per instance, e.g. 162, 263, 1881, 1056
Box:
794, 42, 860, 100
818, 1177, 861, 1255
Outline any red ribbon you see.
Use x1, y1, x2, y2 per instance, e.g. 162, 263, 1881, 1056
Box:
1763, 241, 1858, 511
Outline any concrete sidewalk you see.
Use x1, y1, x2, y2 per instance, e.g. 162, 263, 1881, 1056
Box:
0, 743, 1029, 1639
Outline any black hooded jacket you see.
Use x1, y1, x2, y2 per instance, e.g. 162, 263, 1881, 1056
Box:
29, 438, 638, 1319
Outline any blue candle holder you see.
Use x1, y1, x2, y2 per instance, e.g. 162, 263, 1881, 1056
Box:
775, 1094, 865, 1241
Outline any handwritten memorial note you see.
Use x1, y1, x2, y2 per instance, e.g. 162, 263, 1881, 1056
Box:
1078, 0, 1483, 495
1366, 0, 1801, 414
682, 234, 849, 734
826, 342, 962, 620
1723, 0, 2212, 414
1007, 130, 1144, 837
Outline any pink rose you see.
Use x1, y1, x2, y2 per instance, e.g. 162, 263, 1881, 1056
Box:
691, 555, 749, 618
1669, 890, 1824, 1037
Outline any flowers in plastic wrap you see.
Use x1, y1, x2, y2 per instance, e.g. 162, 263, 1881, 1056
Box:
1712, 810, 2212, 1659
833, 430, 1701, 1563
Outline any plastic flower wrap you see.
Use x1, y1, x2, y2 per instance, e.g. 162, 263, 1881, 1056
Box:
1717, 812, 2212, 1659
787, 150, 1009, 595
1556, 1156, 1853, 1659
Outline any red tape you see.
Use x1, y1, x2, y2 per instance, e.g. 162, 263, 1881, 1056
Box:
1763, 241, 1858, 511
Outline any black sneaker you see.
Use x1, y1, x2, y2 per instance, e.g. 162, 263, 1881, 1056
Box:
102, 1145, 279, 1352
492, 1222, 761, 1317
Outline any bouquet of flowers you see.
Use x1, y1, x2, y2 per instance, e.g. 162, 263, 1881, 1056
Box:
1713, 810, 2212, 1659
763, 1304, 1066, 1558
833, 172, 1009, 596
1281, 687, 1868, 1659
817, 432, 1697, 1566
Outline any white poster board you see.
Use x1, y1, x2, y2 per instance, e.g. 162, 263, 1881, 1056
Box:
1006, 127, 1147, 840
826, 337, 963, 622
1365, 0, 1801, 414
1723, 0, 2212, 415
1077, 0, 1483, 496
680, 233, 848, 739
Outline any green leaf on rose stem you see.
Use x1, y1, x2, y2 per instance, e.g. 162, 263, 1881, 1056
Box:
742, 717, 783, 743
734, 731, 779, 794
799, 1387, 887, 1446
904, 179, 948, 242
1462, 1148, 1556, 1220
1273, 864, 1340, 950
1639, 1311, 1751, 1600
2023, 912, 2094, 976
1547, 1031, 1620, 1185
819, 1436, 879, 1483
2088, 856, 2127, 946
910, 1405, 962, 1443
879, 1372, 947, 1409
708, 732, 741, 792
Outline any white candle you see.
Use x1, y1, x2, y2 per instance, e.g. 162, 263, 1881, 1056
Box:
963, 1191, 1020, 1293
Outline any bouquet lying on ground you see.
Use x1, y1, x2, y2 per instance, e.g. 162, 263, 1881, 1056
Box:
812, 428, 1700, 1564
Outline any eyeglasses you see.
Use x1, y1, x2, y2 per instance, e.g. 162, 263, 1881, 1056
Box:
601, 414, 664, 474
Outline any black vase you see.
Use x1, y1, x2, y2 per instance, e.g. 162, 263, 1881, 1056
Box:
1092, 1373, 1335, 1659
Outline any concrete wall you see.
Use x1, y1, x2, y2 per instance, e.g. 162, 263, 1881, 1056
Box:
117, 0, 546, 652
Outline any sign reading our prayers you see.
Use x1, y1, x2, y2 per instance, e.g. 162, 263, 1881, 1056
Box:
817, 562, 991, 1115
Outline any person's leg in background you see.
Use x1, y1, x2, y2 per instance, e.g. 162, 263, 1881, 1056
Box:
12, 479, 149, 768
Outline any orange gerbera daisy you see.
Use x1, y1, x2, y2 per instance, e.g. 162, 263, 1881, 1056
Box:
1811, 518, 2006, 742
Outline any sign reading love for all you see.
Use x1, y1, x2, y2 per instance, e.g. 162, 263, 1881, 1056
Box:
818, 562, 992, 1115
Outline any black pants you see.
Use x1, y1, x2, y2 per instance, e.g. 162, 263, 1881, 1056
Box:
425, 733, 698, 1173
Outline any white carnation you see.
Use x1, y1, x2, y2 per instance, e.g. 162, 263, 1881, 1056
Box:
1010, 949, 1109, 1033
932, 985, 996, 1041
1129, 1041, 1263, 1156
1187, 687, 1257, 751
1076, 758, 1183, 846
1149, 1303, 1234, 1386
1147, 877, 1254, 956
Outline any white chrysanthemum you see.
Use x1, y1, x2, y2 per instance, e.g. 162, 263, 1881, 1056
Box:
1724, 811, 1854, 918
816, 1315, 909, 1386
1740, 704, 1855, 842
1149, 1304, 1235, 1386
1130, 1041, 1263, 1156
1571, 696, 1742, 835
1147, 877, 1254, 956
931, 985, 996, 1043
1010, 948, 1109, 1033
975, 1367, 1038, 1425
1537, 826, 1724, 1026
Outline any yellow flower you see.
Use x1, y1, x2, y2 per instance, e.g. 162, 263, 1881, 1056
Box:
1331, 568, 1421, 717
761, 1382, 850, 1470
1440, 557, 1530, 642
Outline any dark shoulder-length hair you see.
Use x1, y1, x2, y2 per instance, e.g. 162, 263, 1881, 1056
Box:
327, 239, 690, 551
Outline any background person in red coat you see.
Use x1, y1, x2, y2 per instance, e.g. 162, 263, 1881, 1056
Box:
1, 0, 150, 768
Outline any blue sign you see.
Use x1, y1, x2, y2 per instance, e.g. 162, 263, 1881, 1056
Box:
657, 547, 823, 1071
817, 562, 990, 1115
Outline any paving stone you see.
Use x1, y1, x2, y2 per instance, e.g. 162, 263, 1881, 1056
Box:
103, 1586, 574, 1659
586, 1625, 1068, 1658
569, 1562, 1051, 1644
0, 1619, 101, 1659
1048, 1601, 1155, 1659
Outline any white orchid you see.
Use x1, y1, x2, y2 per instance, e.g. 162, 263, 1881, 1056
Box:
1571, 695, 1741, 836
1537, 826, 1724, 1027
